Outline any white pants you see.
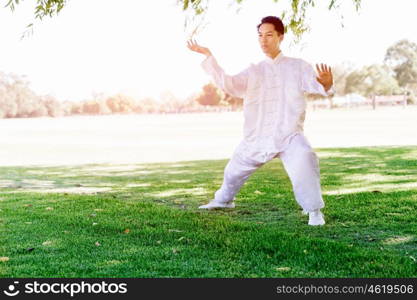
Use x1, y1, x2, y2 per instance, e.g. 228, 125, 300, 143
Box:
213, 134, 324, 212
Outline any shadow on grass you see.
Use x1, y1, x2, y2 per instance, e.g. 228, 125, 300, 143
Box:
0, 145, 416, 277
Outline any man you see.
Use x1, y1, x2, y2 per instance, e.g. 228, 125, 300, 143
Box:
187, 16, 334, 226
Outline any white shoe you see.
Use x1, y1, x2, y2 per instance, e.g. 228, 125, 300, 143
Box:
198, 200, 235, 209
308, 210, 325, 226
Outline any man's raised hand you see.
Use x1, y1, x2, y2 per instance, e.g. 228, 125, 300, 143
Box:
187, 39, 212, 57
316, 64, 333, 92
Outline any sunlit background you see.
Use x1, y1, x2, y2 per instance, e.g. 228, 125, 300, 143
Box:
0, 0, 415, 101
0, 0, 416, 166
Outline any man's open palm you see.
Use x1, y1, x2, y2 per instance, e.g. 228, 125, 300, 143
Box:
187, 39, 212, 57
316, 64, 333, 91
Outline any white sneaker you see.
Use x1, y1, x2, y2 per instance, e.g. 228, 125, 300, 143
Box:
198, 200, 235, 209
308, 210, 325, 226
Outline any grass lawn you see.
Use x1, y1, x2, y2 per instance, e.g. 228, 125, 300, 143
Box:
0, 146, 416, 277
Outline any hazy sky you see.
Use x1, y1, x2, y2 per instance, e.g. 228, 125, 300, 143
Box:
0, 0, 415, 101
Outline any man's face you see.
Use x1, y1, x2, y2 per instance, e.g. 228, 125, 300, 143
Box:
258, 23, 283, 57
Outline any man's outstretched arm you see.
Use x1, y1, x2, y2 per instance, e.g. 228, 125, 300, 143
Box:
187, 39, 249, 98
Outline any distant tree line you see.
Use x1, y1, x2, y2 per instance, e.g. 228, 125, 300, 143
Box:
333, 39, 417, 103
0, 72, 66, 118
1, 39, 415, 118
0, 72, 240, 119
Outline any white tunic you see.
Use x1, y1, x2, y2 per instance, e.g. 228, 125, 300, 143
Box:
202, 52, 332, 162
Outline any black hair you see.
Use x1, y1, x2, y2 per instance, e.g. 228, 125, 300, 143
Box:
257, 16, 285, 35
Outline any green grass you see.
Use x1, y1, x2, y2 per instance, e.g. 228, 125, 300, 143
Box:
1, 146, 416, 277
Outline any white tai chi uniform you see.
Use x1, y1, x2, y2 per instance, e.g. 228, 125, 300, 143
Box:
201, 52, 333, 212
